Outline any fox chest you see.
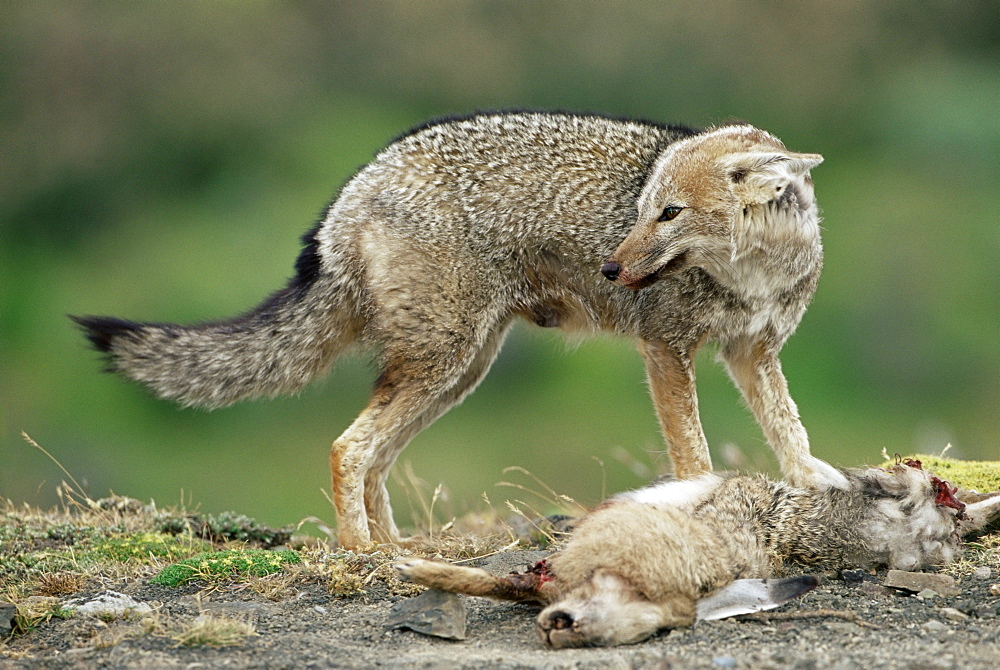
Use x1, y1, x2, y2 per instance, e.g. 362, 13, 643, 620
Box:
645, 264, 819, 346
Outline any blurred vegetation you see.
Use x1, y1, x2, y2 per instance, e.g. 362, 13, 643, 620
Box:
2, 1, 997, 532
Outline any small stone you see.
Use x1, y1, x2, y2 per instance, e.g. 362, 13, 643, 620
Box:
824, 621, 860, 633
860, 581, 892, 598
883, 570, 959, 596
940, 607, 969, 622
916, 589, 940, 600
921, 620, 949, 634
198, 601, 267, 617
952, 600, 976, 615
841, 569, 876, 586
712, 656, 737, 668
976, 604, 998, 618
990, 583, 1000, 596
386, 589, 467, 640
972, 566, 992, 580
312, 605, 328, 615
0, 601, 16, 638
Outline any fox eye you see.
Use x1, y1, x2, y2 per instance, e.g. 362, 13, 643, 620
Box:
658, 206, 684, 222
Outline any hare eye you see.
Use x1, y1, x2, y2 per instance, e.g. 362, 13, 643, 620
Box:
658, 206, 684, 222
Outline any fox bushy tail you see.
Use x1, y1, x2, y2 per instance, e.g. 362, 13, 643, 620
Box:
73, 237, 363, 409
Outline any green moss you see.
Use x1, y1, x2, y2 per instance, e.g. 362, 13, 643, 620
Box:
151, 549, 302, 587
89, 532, 211, 563
884, 455, 1000, 492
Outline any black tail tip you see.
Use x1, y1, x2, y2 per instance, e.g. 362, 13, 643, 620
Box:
70, 315, 145, 353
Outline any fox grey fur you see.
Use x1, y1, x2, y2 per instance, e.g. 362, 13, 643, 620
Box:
74, 111, 842, 548
396, 462, 1000, 648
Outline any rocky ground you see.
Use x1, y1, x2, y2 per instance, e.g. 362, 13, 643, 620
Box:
3, 545, 999, 670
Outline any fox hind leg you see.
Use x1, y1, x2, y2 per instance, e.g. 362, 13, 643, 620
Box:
361, 325, 512, 544
331, 316, 511, 548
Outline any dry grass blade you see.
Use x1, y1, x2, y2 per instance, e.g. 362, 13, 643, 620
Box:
21, 432, 91, 506
497, 466, 587, 517
451, 539, 521, 565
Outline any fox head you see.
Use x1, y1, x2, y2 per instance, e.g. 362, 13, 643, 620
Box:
601, 124, 824, 290
535, 569, 693, 648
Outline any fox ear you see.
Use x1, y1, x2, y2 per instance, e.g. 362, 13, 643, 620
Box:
723, 151, 823, 205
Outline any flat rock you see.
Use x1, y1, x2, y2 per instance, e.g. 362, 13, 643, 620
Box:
386, 588, 467, 640
883, 570, 959, 597
63, 591, 153, 618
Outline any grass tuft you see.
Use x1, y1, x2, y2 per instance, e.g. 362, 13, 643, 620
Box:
6, 595, 75, 636
32, 572, 87, 597
168, 613, 256, 647
151, 549, 302, 587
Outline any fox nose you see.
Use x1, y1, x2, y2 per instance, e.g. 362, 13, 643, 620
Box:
601, 261, 621, 281
548, 611, 574, 630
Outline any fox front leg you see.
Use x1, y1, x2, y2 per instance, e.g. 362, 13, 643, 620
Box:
721, 339, 848, 489
638, 339, 712, 479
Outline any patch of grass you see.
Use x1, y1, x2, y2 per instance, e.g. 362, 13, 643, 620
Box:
882, 454, 1000, 493
1, 491, 214, 592
89, 532, 210, 564
167, 614, 256, 647
943, 533, 1000, 579
244, 570, 301, 601
2, 531, 212, 591
32, 572, 87, 597
151, 549, 302, 587
6, 595, 75, 636
313, 554, 367, 597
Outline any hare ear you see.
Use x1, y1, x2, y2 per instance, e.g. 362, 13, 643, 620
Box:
696, 576, 818, 621
723, 151, 823, 205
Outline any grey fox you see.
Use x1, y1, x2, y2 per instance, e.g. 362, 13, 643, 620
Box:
74, 111, 842, 548
395, 460, 1000, 648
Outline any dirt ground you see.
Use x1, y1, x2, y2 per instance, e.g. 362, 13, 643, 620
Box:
4, 548, 1000, 670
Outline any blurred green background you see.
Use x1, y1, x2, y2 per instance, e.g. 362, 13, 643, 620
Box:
2, 2, 997, 533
